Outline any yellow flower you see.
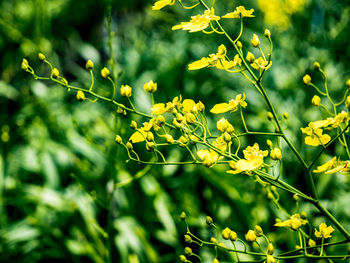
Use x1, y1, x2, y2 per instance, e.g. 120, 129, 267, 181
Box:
210, 94, 247, 114
216, 117, 230, 132
227, 143, 268, 174
129, 122, 155, 143
314, 157, 350, 175
245, 230, 257, 242
313, 157, 337, 173
251, 57, 272, 70
182, 99, 198, 113
222, 6, 255, 19
270, 148, 282, 160
188, 44, 235, 71
76, 90, 85, 101
152, 103, 173, 115
144, 80, 157, 93
172, 8, 220, 32
300, 123, 331, 146
274, 214, 307, 231
101, 67, 110, 79
311, 95, 321, 106
120, 85, 132, 97
197, 137, 226, 167
315, 223, 335, 239
152, 0, 175, 10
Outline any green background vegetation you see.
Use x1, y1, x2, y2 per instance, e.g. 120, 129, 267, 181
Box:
1, 0, 350, 262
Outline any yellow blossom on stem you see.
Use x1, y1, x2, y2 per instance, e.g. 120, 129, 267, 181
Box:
251, 57, 272, 71
210, 94, 247, 114
152, 0, 175, 10
227, 143, 268, 174
172, 8, 220, 32
274, 214, 307, 231
245, 230, 257, 242
315, 223, 335, 239
182, 99, 198, 113
300, 123, 331, 146
144, 80, 157, 93
222, 6, 255, 19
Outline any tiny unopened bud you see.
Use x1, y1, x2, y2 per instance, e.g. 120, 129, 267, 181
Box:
179, 255, 187, 262
293, 194, 299, 201
300, 211, 307, 219
283, 112, 289, 120
222, 227, 231, 240
156, 115, 165, 126
130, 121, 137, 130
184, 234, 192, 243
126, 142, 133, 150
196, 101, 205, 111
180, 212, 186, 220
186, 113, 196, 124
346, 96, 350, 109
210, 237, 217, 243
213, 258, 219, 263
115, 135, 122, 144
303, 74, 311, 85
76, 90, 85, 101
266, 255, 275, 263
38, 53, 46, 61
312, 95, 321, 106
313, 61, 321, 71
246, 51, 255, 63
266, 139, 273, 149
184, 247, 192, 256
146, 141, 155, 151
254, 225, 263, 237
144, 80, 157, 93
120, 85, 132, 97
178, 135, 188, 146
85, 59, 94, 70
146, 132, 154, 141
270, 148, 282, 160
101, 67, 110, 79
267, 243, 274, 254
21, 58, 29, 71
165, 134, 174, 144
52, 68, 60, 78
267, 192, 274, 200
308, 239, 316, 247
251, 34, 260, 48
223, 132, 231, 143
202, 157, 213, 167
267, 112, 274, 121
226, 124, 234, 135
346, 79, 350, 89
217, 117, 229, 132
117, 106, 124, 115
236, 41, 243, 49
264, 29, 271, 38
206, 216, 213, 225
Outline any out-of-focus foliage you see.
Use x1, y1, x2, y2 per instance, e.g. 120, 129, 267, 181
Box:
1, 0, 350, 262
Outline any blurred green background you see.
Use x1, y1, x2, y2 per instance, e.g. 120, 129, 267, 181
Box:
1, 0, 350, 262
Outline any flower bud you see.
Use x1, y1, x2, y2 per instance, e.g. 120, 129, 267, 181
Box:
308, 239, 316, 247
186, 113, 196, 124
251, 34, 260, 47
38, 53, 46, 61
222, 227, 231, 240
165, 134, 174, 144
236, 41, 242, 49
202, 157, 213, 167
178, 135, 188, 147
51, 68, 60, 78
254, 225, 263, 237
146, 132, 154, 141
213, 259, 219, 263
246, 51, 255, 63
293, 194, 299, 201
267, 192, 274, 200
223, 132, 231, 143
21, 59, 29, 71
267, 112, 274, 121
313, 61, 321, 71
206, 216, 213, 225
117, 106, 124, 115
179, 255, 187, 262
267, 243, 274, 254
300, 211, 307, 219
311, 95, 321, 106
266, 139, 273, 149
146, 141, 155, 151
346, 96, 350, 109
229, 230, 237, 241
226, 124, 234, 135
184, 247, 192, 256
85, 59, 94, 70
303, 74, 311, 85
76, 90, 85, 101
144, 80, 157, 93
345, 78, 350, 89
217, 44, 227, 57
266, 255, 275, 263
101, 67, 110, 79
156, 115, 165, 126
115, 135, 123, 144
264, 29, 271, 38
270, 148, 282, 160
245, 230, 257, 242
126, 142, 133, 150
196, 101, 205, 111
210, 237, 217, 243
217, 117, 229, 132
184, 234, 192, 243
130, 121, 137, 130
180, 211, 186, 220
120, 85, 132, 97
283, 112, 289, 120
